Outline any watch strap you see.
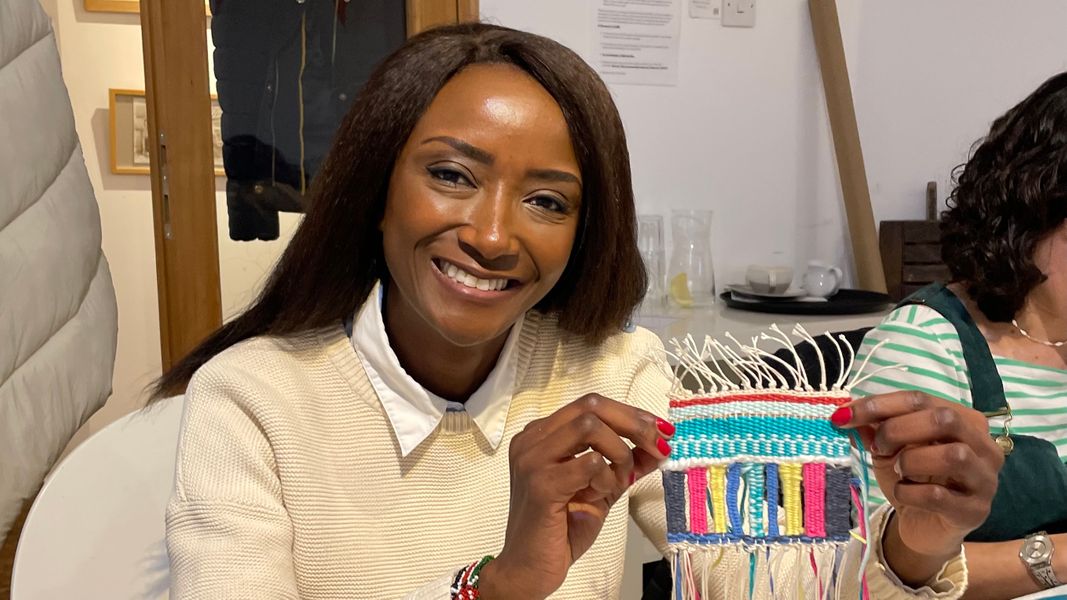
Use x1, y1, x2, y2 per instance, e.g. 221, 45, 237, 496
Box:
1032, 563, 1063, 589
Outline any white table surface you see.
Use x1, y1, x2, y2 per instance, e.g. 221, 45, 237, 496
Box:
634, 301, 890, 347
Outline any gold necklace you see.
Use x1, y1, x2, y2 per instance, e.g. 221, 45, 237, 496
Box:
1012, 318, 1067, 348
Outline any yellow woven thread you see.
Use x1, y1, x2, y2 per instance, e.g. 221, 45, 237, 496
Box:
780, 464, 803, 536
708, 465, 727, 534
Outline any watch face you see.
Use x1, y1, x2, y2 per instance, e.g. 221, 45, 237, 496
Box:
1027, 540, 1050, 559
1025, 536, 1053, 564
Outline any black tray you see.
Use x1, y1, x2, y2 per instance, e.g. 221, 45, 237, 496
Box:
720, 288, 893, 315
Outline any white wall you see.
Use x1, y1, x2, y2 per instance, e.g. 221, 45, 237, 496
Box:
481, 0, 1067, 287
852, 1, 1067, 224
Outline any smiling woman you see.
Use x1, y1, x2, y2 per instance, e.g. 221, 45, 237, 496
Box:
154, 23, 983, 600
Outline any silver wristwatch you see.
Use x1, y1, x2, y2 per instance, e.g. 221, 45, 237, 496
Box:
1020, 531, 1063, 589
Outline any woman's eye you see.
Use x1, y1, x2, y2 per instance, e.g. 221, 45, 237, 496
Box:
427, 166, 472, 187
527, 195, 568, 213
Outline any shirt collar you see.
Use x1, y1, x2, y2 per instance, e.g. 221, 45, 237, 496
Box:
351, 281, 523, 457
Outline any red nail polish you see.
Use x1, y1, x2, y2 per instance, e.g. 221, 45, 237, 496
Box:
656, 438, 671, 456
629, 472, 637, 485
830, 406, 852, 427
656, 418, 676, 437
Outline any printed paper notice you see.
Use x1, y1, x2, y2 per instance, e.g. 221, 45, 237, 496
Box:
594, 0, 681, 86
689, 0, 721, 19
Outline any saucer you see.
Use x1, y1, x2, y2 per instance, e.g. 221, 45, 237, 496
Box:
727, 284, 808, 300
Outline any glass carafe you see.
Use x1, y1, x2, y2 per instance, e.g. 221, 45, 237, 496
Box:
668, 209, 716, 307
637, 214, 666, 311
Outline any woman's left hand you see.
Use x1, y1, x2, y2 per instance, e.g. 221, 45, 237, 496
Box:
834, 391, 1004, 562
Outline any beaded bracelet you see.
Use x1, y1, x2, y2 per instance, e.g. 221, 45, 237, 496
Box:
449, 555, 494, 600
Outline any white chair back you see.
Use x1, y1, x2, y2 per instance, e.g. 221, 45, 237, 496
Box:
11, 396, 184, 599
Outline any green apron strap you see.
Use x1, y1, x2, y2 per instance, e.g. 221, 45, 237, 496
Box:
897, 283, 1008, 413
897, 284, 1067, 541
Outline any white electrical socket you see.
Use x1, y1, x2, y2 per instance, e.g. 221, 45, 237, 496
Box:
722, 0, 756, 27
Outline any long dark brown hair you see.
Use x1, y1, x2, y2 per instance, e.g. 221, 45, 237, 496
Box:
153, 23, 646, 400
942, 70, 1067, 321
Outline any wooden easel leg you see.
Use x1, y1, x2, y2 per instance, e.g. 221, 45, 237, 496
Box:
809, 0, 888, 293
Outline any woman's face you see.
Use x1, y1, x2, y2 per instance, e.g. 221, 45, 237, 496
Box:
381, 64, 582, 348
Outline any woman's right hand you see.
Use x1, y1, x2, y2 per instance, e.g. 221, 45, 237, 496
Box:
478, 393, 674, 600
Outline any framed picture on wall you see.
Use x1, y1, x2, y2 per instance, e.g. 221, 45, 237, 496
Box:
109, 88, 223, 176
84, 0, 211, 15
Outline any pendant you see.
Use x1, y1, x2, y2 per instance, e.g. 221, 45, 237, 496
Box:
995, 434, 1014, 456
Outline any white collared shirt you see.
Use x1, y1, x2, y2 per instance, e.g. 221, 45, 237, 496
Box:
350, 282, 523, 457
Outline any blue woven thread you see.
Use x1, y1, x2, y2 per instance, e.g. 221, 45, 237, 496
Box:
674, 554, 683, 598
664, 470, 688, 534
666, 532, 852, 545
669, 437, 852, 462
765, 463, 780, 537
826, 466, 852, 538
726, 463, 744, 535
746, 464, 766, 537
830, 544, 845, 592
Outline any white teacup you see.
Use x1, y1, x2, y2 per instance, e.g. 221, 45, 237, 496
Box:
745, 265, 794, 294
802, 261, 843, 298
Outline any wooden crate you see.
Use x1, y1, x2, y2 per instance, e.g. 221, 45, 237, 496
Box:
879, 220, 950, 301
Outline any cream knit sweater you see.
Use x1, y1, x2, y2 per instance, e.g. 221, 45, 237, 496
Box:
166, 312, 967, 599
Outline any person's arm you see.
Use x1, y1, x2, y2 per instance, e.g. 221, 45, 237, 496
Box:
841, 391, 1005, 598
960, 534, 1067, 600
166, 365, 299, 599
850, 307, 1064, 600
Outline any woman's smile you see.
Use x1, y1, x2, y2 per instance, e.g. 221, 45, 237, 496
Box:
431, 257, 522, 299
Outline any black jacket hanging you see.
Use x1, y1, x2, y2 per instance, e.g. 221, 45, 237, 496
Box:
210, 0, 405, 240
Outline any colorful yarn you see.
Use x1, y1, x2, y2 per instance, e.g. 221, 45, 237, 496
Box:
826, 466, 852, 538
725, 463, 744, 535
803, 463, 827, 538
780, 464, 804, 537
746, 464, 767, 537
664, 470, 687, 534
660, 326, 872, 600
709, 465, 727, 534
687, 468, 709, 535
765, 463, 780, 537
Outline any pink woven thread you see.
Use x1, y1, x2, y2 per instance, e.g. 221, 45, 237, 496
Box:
687, 467, 709, 534
802, 463, 827, 538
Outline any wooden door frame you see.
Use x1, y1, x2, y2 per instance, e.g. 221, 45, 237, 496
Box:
407, 0, 479, 34
141, 1, 479, 372
140, 0, 220, 370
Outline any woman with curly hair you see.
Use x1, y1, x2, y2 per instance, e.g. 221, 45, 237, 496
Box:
852, 71, 1067, 598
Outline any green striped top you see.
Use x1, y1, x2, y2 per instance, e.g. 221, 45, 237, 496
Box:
849, 304, 1067, 505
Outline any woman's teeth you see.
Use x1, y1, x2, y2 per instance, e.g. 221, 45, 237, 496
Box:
440, 260, 509, 292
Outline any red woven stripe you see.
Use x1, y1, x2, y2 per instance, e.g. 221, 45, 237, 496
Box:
670, 393, 847, 408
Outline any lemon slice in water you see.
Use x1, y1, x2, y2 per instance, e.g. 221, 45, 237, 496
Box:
669, 273, 693, 307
